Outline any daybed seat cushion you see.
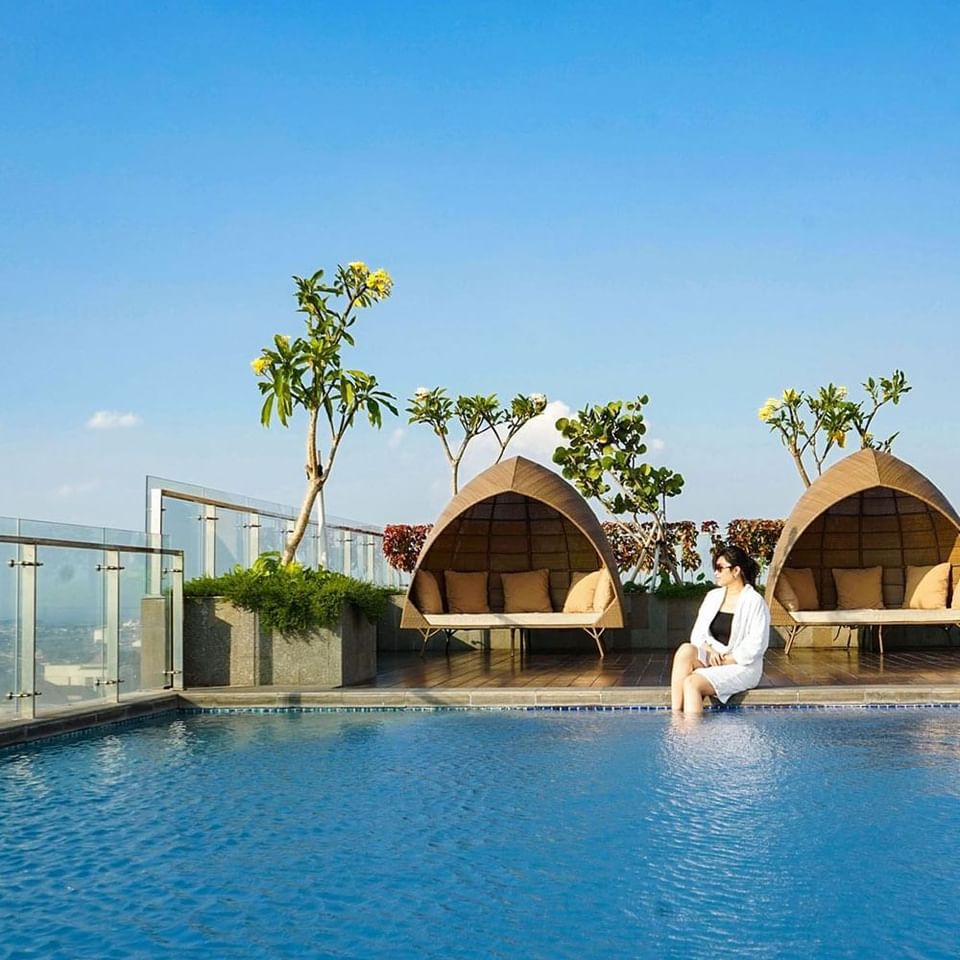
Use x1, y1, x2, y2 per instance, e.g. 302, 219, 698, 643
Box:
833, 566, 884, 610
777, 567, 819, 611
444, 570, 490, 614
789, 609, 959, 626
501, 569, 553, 613
903, 562, 951, 610
413, 570, 444, 614
422, 612, 602, 628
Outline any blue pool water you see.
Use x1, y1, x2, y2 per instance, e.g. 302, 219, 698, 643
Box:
2, 709, 960, 959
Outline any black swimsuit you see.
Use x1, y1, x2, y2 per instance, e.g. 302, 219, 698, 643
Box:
709, 610, 734, 647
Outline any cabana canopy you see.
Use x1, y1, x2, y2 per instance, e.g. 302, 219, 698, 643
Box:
767, 449, 960, 615
401, 456, 625, 632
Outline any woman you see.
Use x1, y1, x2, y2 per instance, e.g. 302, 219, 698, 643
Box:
670, 544, 771, 715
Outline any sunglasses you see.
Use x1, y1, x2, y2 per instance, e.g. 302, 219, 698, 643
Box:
714, 563, 733, 572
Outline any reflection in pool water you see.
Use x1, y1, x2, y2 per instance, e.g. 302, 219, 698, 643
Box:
1, 709, 959, 959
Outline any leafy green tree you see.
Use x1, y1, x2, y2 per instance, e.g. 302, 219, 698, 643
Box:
408, 388, 547, 495
759, 370, 910, 487
252, 262, 398, 565
553, 397, 685, 583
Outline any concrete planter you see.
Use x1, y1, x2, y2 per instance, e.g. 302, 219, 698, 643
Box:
184, 598, 377, 688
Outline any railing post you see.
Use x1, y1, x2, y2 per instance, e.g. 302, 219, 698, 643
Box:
246, 513, 261, 566
170, 558, 184, 691
147, 486, 163, 594
202, 504, 217, 577
102, 549, 121, 703
15, 543, 38, 720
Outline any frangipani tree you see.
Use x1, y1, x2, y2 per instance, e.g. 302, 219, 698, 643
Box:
408, 388, 548, 495
252, 263, 398, 565
759, 370, 910, 487
553, 397, 685, 584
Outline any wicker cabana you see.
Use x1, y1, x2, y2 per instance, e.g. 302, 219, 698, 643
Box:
767, 449, 960, 649
401, 456, 626, 655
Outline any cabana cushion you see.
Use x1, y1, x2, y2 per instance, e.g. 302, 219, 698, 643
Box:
779, 567, 819, 610
501, 569, 553, 613
904, 562, 951, 610
413, 570, 445, 614
593, 569, 615, 612
563, 571, 602, 613
444, 571, 490, 614
833, 566, 884, 610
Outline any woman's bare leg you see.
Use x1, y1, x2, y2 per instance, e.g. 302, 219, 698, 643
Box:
670, 643, 702, 711
682, 672, 717, 716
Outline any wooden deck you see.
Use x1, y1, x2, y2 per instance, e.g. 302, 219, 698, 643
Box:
367, 647, 960, 690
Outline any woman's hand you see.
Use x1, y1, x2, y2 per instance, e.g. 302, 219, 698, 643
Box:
708, 650, 724, 667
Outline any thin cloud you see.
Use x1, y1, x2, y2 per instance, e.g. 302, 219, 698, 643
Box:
508, 400, 572, 464
86, 410, 141, 430
387, 427, 405, 450
56, 480, 100, 498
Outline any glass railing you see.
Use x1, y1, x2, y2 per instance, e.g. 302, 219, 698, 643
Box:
0, 518, 184, 723
146, 476, 402, 587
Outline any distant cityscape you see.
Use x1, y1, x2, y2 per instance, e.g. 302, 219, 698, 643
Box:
0, 618, 144, 708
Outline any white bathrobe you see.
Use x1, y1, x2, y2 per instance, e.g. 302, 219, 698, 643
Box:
690, 584, 771, 703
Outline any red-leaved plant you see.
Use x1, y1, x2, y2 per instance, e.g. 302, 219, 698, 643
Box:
382, 524, 433, 573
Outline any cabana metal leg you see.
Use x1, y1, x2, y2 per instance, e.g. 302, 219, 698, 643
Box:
878, 624, 884, 656
584, 627, 606, 659
419, 628, 444, 657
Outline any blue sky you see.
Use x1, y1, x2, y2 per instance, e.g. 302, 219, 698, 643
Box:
2, 0, 958, 535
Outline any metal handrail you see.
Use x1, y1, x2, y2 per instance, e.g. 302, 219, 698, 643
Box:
0, 534, 183, 559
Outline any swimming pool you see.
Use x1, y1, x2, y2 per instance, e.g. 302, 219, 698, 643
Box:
2, 709, 958, 959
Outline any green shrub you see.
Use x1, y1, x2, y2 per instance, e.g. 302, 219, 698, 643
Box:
184, 553, 392, 635
622, 576, 714, 599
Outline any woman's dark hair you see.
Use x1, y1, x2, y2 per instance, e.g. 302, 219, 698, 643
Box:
713, 544, 759, 588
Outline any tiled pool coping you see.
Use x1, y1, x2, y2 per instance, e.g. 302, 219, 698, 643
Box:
5, 684, 960, 747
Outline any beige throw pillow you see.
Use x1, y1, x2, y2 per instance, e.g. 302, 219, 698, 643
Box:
563, 571, 602, 613
501, 569, 553, 613
833, 566, 884, 610
903, 562, 950, 610
780, 567, 819, 610
953, 567, 960, 610
593, 569, 615, 613
774, 576, 801, 612
444, 570, 490, 614
412, 570, 444, 614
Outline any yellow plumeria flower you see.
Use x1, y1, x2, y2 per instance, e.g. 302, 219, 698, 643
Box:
366, 268, 393, 298
347, 261, 368, 274
782, 388, 800, 404
251, 356, 269, 376
758, 397, 781, 422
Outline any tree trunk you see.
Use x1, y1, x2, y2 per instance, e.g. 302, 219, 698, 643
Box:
790, 445, 812, 487
284, 478, 322, 566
